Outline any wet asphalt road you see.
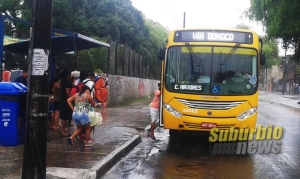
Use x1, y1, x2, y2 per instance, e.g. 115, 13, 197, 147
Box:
103, 101, 300, 179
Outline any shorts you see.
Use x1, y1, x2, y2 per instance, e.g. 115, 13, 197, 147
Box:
54, 101, 60, 110
72, 112, 90, 125
150, 106, 159, 123
48, 102, 54, 112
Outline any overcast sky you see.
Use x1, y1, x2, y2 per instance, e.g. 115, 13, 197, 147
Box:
131, 0, 263, 34
131, 0, 292, 56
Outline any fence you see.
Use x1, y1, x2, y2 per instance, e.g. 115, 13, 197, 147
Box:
3, 42, 160, 80
2, 16, 160, 80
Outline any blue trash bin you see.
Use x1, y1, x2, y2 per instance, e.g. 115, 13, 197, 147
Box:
0, 82, 27, 146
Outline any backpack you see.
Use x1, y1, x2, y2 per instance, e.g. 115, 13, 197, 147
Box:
94, 77, 108, 102
70, 80, 91, 97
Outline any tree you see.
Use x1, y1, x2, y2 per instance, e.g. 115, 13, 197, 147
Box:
262, 38, 281, 69
235, 24, 280, 69
235, 23, 250, 30
1, 0, 169, 76
246, 0, 300, 62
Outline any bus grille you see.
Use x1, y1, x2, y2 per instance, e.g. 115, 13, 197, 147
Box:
177, 99, 245, 110
183, 122, 235, 130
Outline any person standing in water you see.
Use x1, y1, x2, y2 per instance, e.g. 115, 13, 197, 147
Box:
148, 83, 161, 140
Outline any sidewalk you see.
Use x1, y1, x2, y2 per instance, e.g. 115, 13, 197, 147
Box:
1, 92, 299, 179
259, 90, 300, 110
0, 98, 153, 179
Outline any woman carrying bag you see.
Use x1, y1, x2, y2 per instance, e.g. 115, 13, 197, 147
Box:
67, 85, 102, 147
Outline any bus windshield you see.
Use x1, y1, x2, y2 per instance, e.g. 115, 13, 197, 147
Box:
165, 46, 258, 95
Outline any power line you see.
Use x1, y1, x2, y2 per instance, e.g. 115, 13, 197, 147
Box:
162, 0, 181, 28
165, 0, 181, 28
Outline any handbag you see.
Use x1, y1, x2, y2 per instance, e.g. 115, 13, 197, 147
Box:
89, 107, 103, 127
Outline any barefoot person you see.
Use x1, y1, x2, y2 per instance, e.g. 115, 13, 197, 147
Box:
52, 77, 62, 130
67, 85, 101, 147
59, 69, 73, 137
148, 83, 161, 140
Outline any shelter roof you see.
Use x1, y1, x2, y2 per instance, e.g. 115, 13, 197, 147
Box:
1, 15, 110, 57
4, 29, 110, 57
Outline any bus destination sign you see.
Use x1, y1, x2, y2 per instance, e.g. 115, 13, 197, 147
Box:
173, 84, 203, 91
173, 30, 253, 44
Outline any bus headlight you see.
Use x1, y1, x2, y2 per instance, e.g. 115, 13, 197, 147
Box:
163, 103, 182, 117
237, 107, 257, 121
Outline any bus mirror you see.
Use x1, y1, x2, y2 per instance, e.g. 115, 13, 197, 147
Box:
158, 47, 165, 61
260, 52, 266, 65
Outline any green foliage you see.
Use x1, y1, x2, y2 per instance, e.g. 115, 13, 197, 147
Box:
76, 50, 94, 72
94, 69, 103, 75
4, 53, 28, 70
235, 24, 250, 30
1, 0, 169, 76
235, 24, 280, 69
262, 37, 281, 69
0, 0, 26, 17
247, 0, 300, 62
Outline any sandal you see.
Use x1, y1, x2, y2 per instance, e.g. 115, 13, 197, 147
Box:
148, 134, 156, 140
75, 135, 81, 141
68, 137, 73, 145
85, 144, 93, 147
84, 138, 95, 143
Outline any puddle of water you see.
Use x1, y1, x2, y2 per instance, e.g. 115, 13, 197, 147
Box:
146, 146, 160, 161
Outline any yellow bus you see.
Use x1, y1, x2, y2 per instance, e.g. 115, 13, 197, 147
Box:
158, 28, 265, 140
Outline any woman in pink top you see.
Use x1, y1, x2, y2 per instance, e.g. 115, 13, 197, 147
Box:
148, 83, 161, 140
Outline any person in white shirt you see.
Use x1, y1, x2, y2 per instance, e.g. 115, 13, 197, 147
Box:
83, 72, 95, 99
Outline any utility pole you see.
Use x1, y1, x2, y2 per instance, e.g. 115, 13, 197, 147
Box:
22, 0, 52, 178
0, 15, 4, 81
265, 68, 267, 90
282, 49, 287, 95
183, 12, 186, 28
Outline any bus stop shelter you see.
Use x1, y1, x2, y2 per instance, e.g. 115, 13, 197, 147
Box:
3, 31, 110, 57
0, 15, 110, 80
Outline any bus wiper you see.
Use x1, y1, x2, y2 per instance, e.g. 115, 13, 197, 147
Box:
185, 42, 198, 64
221, 43, 241, 65
185, 42, 201, 74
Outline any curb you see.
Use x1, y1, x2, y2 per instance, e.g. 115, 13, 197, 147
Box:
46, 135, 141, 179
259, 97, 300, 111
93, 135, 141, 178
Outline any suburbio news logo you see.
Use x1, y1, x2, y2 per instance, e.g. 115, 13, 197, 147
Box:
209, 125, 283, 155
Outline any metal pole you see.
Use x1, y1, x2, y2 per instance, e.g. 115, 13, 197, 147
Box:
128, 48, 131, 76
106, 40, 111, 74
115, 42, 118, 75
183, 12, 186, 28
121, 46, 125, 76
282, 49, 287, 94
0, 15, 4, 81
22, 0, 52, 178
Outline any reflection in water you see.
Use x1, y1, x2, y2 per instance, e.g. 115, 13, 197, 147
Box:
146, 146, 160, 161
156, 134, 255, 179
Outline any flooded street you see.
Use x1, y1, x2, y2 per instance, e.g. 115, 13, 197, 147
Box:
103, 101, 300, 179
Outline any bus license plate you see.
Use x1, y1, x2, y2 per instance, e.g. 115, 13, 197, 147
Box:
201, 122, 217, 128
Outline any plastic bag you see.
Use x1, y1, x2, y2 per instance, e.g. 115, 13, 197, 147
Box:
89, 108, 103, 126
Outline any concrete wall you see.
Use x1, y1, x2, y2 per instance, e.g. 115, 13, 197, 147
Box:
106, 75, 159, 106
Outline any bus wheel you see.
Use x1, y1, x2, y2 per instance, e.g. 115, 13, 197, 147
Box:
169, 129, 179, 143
